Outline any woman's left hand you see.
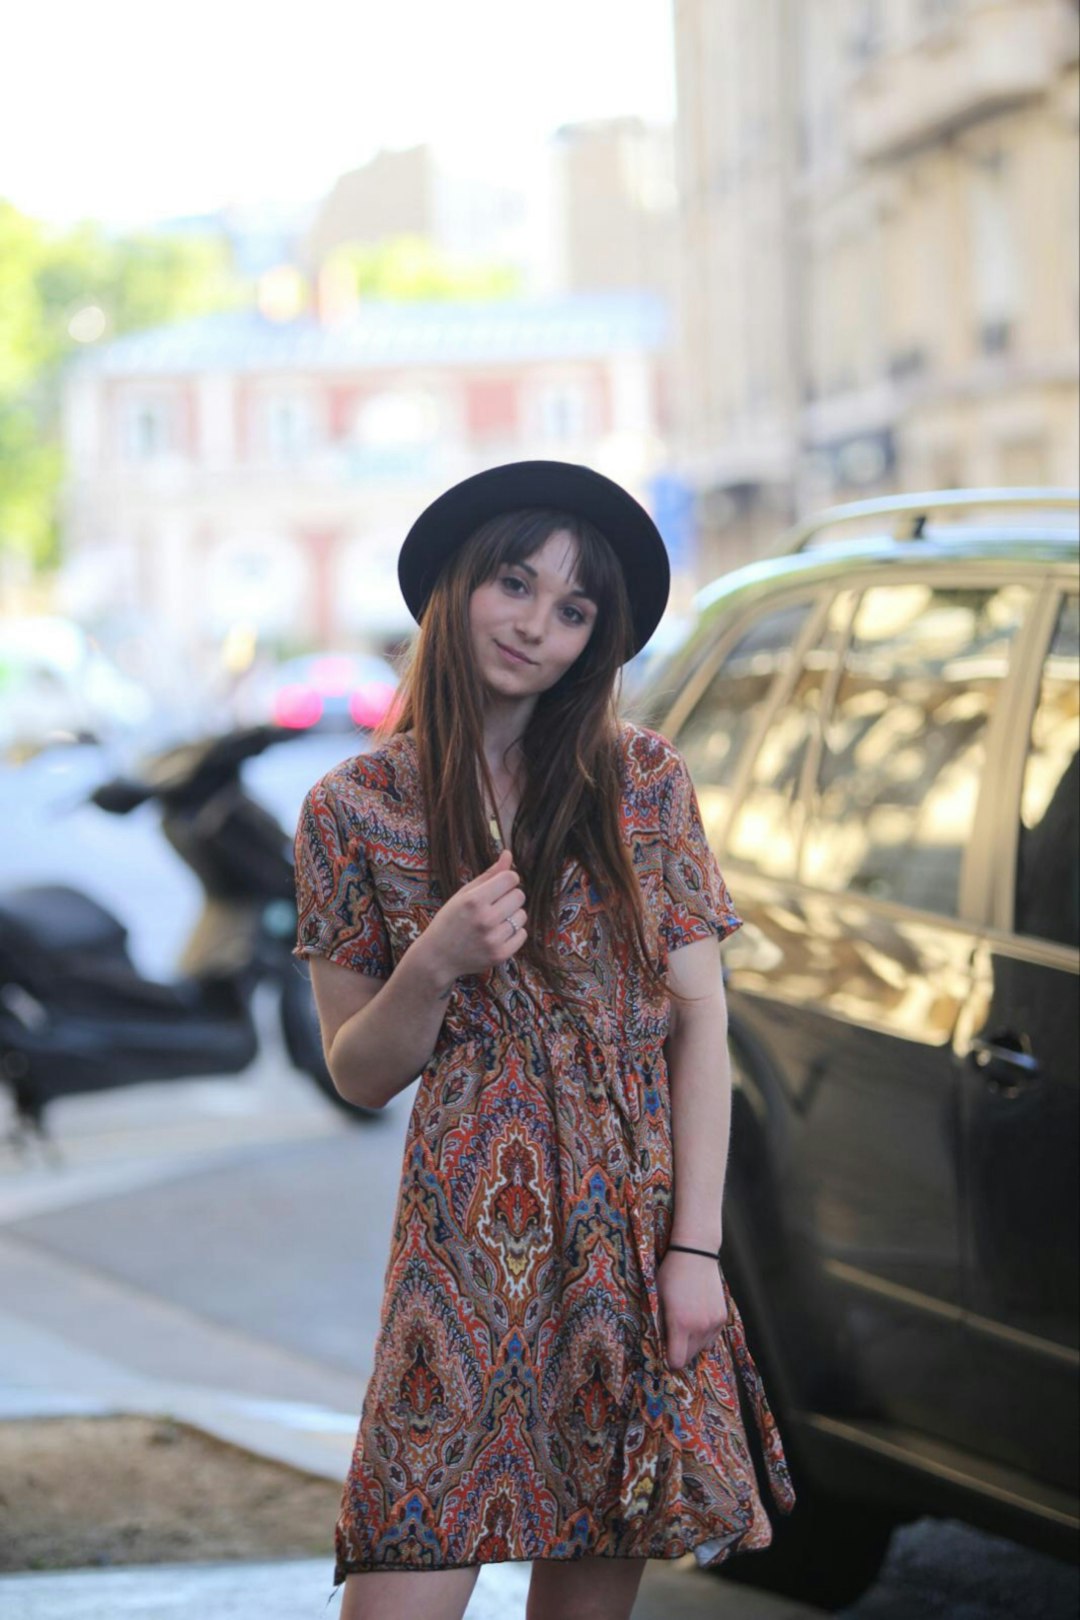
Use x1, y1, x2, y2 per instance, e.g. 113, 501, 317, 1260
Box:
657, 1249, 730, 1371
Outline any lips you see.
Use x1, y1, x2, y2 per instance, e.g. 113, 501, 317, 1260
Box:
495, 641, 536, 666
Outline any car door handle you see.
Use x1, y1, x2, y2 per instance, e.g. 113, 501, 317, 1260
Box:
968, 1035, 1042, 1085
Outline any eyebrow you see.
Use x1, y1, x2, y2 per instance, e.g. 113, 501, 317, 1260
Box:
513, 560, 595, 601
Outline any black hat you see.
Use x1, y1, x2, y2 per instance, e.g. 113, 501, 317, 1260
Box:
397, 459, 670, 659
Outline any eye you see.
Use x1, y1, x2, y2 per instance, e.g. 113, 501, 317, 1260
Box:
499, 571, 527, 594
562, 604, 588, 626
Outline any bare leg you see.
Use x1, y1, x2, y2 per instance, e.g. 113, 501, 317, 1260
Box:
338, 1564, 480, 1620
526, 1555, 648, 1620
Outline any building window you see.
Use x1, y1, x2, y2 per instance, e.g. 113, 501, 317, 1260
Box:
349, 390, 440, 479
353, 391, 440, 448
887, 347, 928, 383
535, 382, 590, 443
123, 396, 173, 461
261, 393, 315, 461
919, 0, 961, 31
979, 319, 1012, 357
969, 153, 1022, 351
848, 0, 886, 62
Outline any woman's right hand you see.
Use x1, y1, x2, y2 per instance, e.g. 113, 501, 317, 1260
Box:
420, 847, 528, 983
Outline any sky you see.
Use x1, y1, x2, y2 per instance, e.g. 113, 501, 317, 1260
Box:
3, 0, 677, 228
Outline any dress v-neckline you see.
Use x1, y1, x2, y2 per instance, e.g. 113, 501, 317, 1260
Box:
395, 729, 578, 890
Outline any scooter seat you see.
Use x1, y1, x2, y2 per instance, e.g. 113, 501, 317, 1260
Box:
0, 884, 129, 957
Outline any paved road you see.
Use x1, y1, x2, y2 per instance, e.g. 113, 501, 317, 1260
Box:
1, 741, 1077, 1617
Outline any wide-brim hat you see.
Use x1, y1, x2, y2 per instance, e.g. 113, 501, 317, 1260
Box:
397, 460, 670, 659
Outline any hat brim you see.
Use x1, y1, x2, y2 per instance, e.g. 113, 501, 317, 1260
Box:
397, 460, 670, 659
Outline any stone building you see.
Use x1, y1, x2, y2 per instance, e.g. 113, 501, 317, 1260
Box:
673, 0, 1080, 576
550, 118, 678, 299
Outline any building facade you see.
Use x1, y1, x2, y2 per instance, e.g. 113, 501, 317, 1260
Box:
59, 295, 671, 667
550, 118, 679, 300
674, 0, 1080, 577
304, 128, 678, 301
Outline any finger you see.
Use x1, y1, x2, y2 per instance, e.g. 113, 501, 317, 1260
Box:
469, 848, 514, 885
481, 872, 526, 906
479, 848, 518, 874
495, 919, 528, 960
666, 1326, 689, 1371
475, 853, 518, 885
459, 853, 515, 897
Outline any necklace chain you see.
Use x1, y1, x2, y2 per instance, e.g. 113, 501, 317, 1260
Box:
484, 774, 518, 850
480, 743, 523, 851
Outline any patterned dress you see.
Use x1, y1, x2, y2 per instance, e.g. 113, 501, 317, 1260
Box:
294, 720, 795, 1583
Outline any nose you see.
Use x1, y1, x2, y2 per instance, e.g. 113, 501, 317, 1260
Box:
512, 598, 546, 644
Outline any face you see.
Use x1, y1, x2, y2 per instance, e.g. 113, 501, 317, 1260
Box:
468, 529, 597, 705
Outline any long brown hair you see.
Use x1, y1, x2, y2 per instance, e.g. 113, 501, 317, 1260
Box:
380, 507, 668, 1000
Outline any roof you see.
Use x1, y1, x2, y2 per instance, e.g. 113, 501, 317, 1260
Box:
72, 293, 670, 378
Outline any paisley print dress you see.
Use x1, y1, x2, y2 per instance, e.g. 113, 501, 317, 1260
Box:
294, 720, 795, 1583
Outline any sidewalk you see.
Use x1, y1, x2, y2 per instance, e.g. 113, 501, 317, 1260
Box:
0, 1067, 819, 1619
0, 1264, 817, 1620
0, 1551, 811, 1620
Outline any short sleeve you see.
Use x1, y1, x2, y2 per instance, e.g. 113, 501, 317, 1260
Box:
293, 777, 393, 977
659, 748, 743, 952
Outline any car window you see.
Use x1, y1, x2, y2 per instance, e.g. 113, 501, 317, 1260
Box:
675, 598, 816, 846
802, 583, 1031, 917
1015, 595, 1079, 949
727, 592, 854, 879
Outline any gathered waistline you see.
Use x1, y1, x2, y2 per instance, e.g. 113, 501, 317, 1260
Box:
433, 1020, 670, 1059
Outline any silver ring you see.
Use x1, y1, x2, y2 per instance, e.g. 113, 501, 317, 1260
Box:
506, 916, 516, 939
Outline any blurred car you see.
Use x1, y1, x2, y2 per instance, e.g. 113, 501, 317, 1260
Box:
637, 488, 1079, 1605
0, 616, 152, 758
621, 611, 692, 703
233, 652, 400, 734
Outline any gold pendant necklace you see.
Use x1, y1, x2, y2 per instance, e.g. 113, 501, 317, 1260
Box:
481, 743, 523, 854
485, 777, 516, 851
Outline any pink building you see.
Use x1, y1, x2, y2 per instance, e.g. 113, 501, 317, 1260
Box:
61, 295, 671, 660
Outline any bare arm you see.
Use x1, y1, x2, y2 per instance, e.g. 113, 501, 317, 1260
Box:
308, 847, 526, 1110
663, 934, 732, 1252
310, 941, 452, 1111
657, 934, 732, 1369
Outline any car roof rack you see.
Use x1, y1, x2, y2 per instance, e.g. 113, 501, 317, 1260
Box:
772, 487, 1080, 557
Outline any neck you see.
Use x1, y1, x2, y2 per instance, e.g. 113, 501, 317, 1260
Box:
480, 694, 535, 777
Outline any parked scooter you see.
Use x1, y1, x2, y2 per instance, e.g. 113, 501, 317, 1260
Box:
0, 724, 375, 1134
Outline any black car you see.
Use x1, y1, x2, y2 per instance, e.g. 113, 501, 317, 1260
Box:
637, 489, 1079, 1605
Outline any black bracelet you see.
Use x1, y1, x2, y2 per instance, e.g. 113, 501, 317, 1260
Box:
666, 1242, 721, 1262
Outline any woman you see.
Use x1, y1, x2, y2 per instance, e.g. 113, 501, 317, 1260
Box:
294, 460, 795, 1620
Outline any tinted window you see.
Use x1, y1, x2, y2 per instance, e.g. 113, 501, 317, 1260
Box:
1015, 596, 1079, 948
727, 592, 854, 879
677, 599, 815, 846
802, 583, 1030, 917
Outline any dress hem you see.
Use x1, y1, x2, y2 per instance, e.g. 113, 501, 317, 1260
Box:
331, 1523, 774, 1586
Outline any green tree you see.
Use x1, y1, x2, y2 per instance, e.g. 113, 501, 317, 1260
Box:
0, 200, 246, 570
326, 234, 521, 303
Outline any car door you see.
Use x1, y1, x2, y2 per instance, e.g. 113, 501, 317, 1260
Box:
715, 573, 1035, 1447
955, 588, 1079, 1500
